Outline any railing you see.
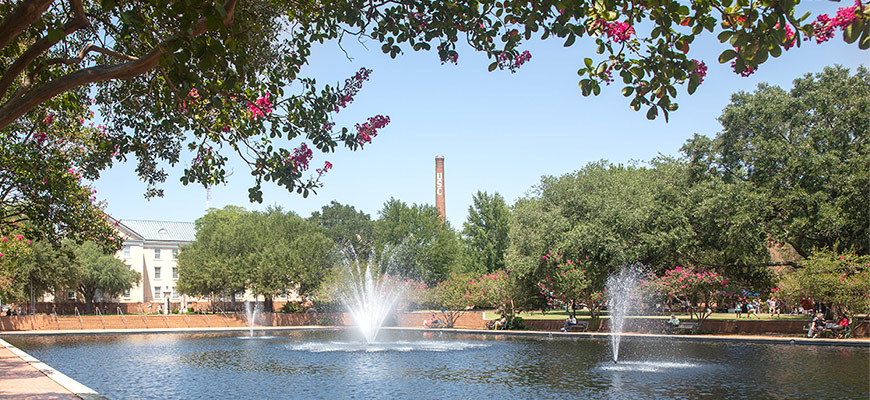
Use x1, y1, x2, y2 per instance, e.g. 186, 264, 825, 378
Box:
53, 310, 59, 330
95, 307, 106, 329
73, 307, 83, 330
216, 305, 231, 327
200, 312, 211, 327
137, 305, 149, 329
161, 312, 170, 328
117, 307, 128, 329
182, 312, 192, 328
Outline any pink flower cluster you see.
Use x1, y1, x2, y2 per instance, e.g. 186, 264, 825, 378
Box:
355, 115, 390, 148
315, 161, 332, 176
593, 19, 635, 43
812, 1, 860, 44
691, 60, 708, 84
247, 93, 273, 119
289, 143, 313, 171
783, 24, 797, 50
337, 68, 372, 111
497, 50, 532, 73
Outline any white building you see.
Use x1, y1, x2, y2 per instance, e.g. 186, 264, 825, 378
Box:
114, 219, 196, 309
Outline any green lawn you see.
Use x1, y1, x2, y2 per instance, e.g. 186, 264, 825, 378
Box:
484, 310, 813, 321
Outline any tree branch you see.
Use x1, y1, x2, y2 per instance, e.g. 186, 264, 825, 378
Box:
0, 0, 239, 130
0, 0, 88, 99
44, 43, 139, 67
0, 0, 54, 50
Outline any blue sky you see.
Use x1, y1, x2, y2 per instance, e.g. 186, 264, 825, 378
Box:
93, 4, 868, 228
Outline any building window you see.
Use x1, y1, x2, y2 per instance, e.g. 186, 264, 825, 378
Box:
172, 249, 179, 259
154, 286, 162, 299
235, 292, 243, 300
123, 246, 131, 258
124, 288, 131, 298
171, 287, 179, 299
154, 267, 161, 279
125, 264, 132, 270
67, 291, 76, 301
172, 267, 178, 279
154, 248, 161, 260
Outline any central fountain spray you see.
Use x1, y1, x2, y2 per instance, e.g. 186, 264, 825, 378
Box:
245, 300, 261, 337
606, 264, 646, 363
339, 250, 407, 344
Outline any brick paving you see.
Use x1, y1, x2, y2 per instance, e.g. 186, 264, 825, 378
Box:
0, 341, 79, 400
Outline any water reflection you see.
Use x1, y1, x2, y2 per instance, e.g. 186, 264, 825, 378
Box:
4, 331, 867, 400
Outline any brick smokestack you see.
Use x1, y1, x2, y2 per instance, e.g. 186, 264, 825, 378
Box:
435, 155, 445, 222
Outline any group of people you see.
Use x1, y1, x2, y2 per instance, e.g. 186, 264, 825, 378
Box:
422, 314, 443, 328
807, 314, 850, 338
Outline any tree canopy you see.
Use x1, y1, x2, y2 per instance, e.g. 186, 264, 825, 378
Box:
682, 65, 869, 258
73, 240, 140, 313
2, 0, 867, 252
176, 206, 333, 311
462, 191, 510, 274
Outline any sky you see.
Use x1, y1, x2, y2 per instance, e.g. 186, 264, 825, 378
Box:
92, 3, 868, 228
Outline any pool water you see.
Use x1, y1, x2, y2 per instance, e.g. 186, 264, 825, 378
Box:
5, 330, 868, 399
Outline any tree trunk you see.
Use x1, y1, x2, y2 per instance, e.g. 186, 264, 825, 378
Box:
84, 293, 94, 314
264, 296, 273, 313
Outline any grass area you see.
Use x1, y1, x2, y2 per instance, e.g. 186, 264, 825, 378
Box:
484, 310, 813, 321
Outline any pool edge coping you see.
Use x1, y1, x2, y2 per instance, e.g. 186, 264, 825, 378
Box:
0, 337, 108, 400
2, 325, 867, 347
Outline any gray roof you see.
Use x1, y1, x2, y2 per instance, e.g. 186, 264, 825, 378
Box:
118, 219, 196, 242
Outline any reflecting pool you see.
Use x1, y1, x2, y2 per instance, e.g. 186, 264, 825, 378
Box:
5, 330, 868, 399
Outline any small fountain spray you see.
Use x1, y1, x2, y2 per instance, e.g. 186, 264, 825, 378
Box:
245, 300, 261, 337
606, 264, 646, 363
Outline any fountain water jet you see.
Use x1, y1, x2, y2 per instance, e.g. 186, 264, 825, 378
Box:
606, 264, 646, 363
245, 300, 261, 337
339, 248, 407, 344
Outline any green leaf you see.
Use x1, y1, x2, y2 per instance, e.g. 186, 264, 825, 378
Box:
718, 49, 738, 63
688, 74, 700, 95
860, 23, 870, 50
100, 0, 117, 11
584, 58, 593, 68
622, 86, 634, 97
844, 20, 863, 44
45, 29, 65, 43
770, 44, 782, 58
646, 106, 658, 120
718, 31, 733, 43
488, 62, 498, 72
565, 34, 576, 47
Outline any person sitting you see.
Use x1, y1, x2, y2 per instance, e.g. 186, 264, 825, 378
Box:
666, 314, 680, 334
423, 313, 437, 328
560, 316, 577, 332
494, 316, 506, 330
830, 315, 849, 338
807, 313, 826, 338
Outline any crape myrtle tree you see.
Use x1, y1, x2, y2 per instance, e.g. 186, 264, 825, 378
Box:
639, 265, 738, 327
538, 250, 604, 323
428, 272, 474, 328
2, 0, 867, 257
779, 250, 870, 329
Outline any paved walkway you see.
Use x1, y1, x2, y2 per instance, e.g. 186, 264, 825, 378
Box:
0, 338, 104, 400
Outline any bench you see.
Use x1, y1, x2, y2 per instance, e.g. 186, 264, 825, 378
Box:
804, 322, 851, 338
675, 322, 698, 334
566, 321, 589, 332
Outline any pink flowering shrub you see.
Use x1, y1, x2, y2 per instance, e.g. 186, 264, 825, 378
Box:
812, 2, 860, 44
640, 266, 739, 323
